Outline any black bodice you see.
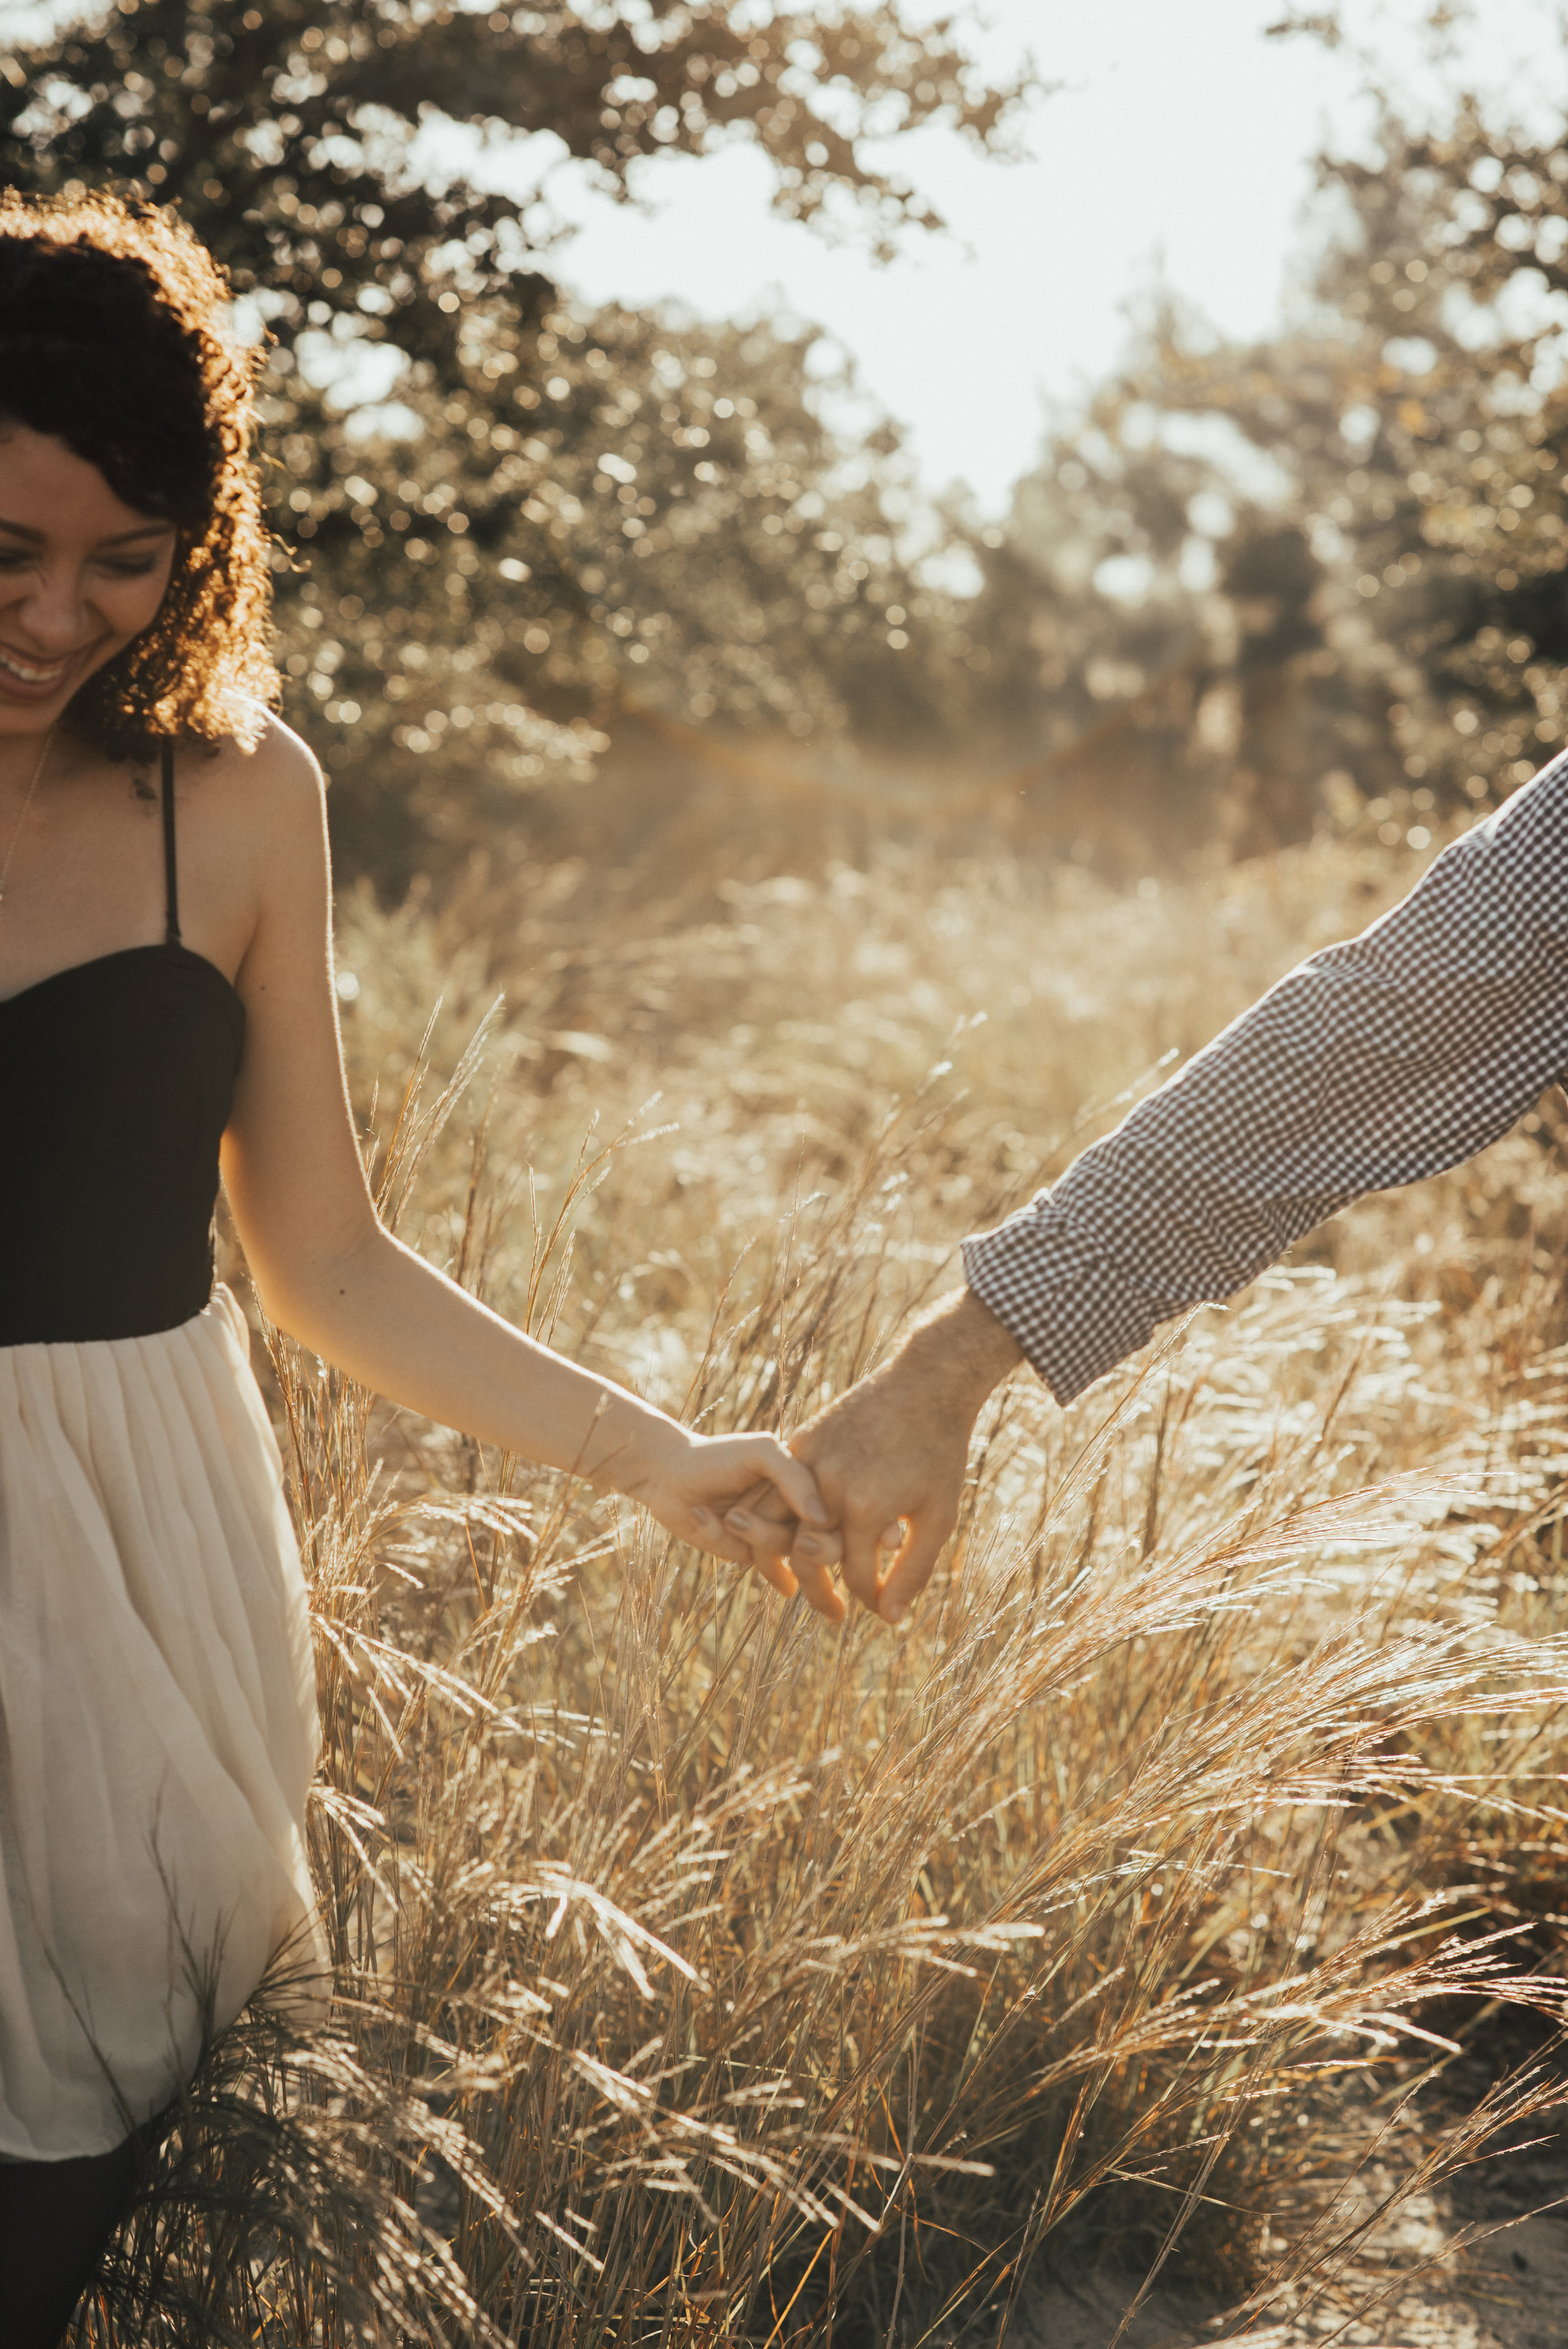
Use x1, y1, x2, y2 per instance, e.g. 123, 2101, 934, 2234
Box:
0, 750, 245, 1347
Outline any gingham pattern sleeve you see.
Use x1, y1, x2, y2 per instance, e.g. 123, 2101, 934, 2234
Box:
962, 753, 1568, 1404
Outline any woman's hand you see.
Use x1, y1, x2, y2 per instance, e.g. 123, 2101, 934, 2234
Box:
618, 1424, 847, 1622
723, 1290, 1022, 1625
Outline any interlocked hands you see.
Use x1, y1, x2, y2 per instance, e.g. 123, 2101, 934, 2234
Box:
723, 1287, 1023, 1628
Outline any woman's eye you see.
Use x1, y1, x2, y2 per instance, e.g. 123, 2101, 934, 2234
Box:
0, 552, 163, 576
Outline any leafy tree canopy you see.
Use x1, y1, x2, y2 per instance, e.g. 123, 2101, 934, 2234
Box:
19, 3, 1565, 882
1118, 107, 1568, 777
964, 56, 1568, 862
3, 0, 1027, 879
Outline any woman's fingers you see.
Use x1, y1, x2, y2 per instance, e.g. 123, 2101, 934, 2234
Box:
692, 1438, 936, 1629
723, 1473, 845, 1569
686, 1505, 764, 1564
717, 1472, 847, 1621
684, 1500, 847, 1615
729, 1511, 844, 1569
790, 1520, 844, 1567
699, 1515, 840, 1618
743, 1436, 833, 1531
726, 1498, 800, 1561
688, 1507, 800, 1593
748, 1549, 801, 1601
724, 1508, 842, 1619
680, 1443, 851, 1621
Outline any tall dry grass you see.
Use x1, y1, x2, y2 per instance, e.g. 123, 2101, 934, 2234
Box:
78, 824, 1568, 2346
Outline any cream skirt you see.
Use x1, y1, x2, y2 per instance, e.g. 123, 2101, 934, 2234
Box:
0, 1285, 324, 2160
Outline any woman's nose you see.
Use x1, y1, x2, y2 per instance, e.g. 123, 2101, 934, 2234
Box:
5, 568, 93, 651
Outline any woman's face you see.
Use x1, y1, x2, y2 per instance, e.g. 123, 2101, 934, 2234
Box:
0, 423, 177, 737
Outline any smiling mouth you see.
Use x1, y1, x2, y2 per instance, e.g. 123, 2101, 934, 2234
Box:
0, 646, 75, 688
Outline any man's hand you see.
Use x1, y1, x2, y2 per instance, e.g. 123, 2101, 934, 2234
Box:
620, 1426, 847, 1621
726, 1288, 1023, 1625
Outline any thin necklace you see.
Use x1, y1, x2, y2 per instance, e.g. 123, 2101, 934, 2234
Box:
0, 729, 55, 908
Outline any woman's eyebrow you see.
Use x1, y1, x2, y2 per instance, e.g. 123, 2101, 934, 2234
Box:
0, 515, 174, 544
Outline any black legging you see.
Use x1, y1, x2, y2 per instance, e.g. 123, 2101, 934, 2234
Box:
0, 2139, 138, 2348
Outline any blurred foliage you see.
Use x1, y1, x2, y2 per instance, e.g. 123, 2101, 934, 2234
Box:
1251, 103, 1568, 814
228, 309, 985, 878
972, 76, 1568, 862
10, 3, 1568, 880
3, 0, 1023, 880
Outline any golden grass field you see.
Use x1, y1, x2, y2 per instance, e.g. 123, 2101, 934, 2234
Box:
84, 818, 1568, 2346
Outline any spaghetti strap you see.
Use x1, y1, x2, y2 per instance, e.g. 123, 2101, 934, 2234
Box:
159, 742, 181, 947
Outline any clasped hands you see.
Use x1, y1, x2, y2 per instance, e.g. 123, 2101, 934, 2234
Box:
689, 1287, 1023, 1629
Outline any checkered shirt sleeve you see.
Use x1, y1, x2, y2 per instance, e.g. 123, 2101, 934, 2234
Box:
962, 753, 1568, 1404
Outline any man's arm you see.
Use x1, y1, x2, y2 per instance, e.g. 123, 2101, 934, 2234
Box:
751, 755, 1568, 1623
966, 754, 1568, 1403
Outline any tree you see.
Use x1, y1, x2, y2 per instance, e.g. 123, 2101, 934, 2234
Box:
4, 0, 1026, 879
1068, 71, 1568, 847
246, 304, 986, 877
1305, 102, 1568, 809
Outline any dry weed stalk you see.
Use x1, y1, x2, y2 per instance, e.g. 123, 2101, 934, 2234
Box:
80, 835, 1568, 2344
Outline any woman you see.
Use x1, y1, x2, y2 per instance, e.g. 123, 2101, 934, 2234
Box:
0, 188, 844, 2341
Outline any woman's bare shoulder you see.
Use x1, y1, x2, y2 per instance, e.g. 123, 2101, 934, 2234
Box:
193, 708, 326, 840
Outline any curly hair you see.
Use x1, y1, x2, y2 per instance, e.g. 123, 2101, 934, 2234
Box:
0, 188, 278, 755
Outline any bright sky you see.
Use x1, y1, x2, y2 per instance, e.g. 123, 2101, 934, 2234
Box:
509, 0, 1568, 512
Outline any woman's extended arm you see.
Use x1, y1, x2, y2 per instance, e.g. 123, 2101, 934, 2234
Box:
218, 724, 844, 1618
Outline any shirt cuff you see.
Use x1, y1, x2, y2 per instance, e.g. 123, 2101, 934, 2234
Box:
961, 1202, 1163, 1406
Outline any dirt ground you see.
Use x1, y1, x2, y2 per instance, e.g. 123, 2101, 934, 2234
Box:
1008, 2192, 1568, 2349
986, 2052, 1568, 2349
